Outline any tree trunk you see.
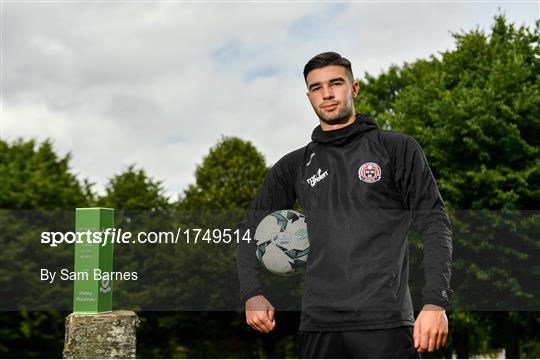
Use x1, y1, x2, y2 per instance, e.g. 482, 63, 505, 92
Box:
504, 312, 520, 359
455, 327, 470, 359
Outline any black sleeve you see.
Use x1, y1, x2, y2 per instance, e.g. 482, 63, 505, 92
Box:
395, 136, 454, 309
236, 155, 298, 303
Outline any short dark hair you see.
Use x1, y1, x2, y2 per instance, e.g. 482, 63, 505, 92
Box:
303, 52, 354, 83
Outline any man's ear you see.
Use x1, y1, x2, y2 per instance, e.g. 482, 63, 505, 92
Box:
352, 80, 359, 98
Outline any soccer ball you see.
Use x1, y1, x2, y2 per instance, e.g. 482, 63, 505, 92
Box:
255, 210, 309, 276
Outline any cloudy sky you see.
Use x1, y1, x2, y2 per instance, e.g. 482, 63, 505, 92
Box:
2, 1, 537, 200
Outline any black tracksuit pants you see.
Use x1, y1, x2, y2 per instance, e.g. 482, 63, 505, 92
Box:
298, 326, 422, 359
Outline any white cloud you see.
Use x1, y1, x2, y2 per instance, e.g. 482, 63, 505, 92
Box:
2, 1, 537, 200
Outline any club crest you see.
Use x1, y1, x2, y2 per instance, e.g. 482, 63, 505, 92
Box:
358, 162, 382, 183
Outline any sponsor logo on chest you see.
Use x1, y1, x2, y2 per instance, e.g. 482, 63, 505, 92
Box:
306, 168, 329, 188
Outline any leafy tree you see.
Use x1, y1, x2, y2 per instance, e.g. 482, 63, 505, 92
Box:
0, 139, 92, 357
357, 14, 539, 358
180, 136, 268, 211
171, 136, 287, 358
136, 136, 302, 358
358, 16, 538, 211
98, 164, 169, 211
0, 139, 91, 209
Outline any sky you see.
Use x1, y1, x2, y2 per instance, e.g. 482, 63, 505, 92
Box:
1, 1, 538, 201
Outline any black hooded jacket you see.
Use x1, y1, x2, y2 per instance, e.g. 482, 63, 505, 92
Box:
236, 114, 453, 331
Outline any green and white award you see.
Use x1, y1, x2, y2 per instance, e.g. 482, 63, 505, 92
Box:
73, 208, 114, 313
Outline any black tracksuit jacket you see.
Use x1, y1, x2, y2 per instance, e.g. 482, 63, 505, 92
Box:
236, 114, 453, 331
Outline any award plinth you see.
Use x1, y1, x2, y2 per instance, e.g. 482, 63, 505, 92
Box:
63, 310, 139, 359
73, 207, 114, 314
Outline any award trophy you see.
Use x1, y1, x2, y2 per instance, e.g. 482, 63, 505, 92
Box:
73, 207, 114, 313
64, 208, 138, 359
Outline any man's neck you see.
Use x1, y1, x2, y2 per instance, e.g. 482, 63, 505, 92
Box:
320, 112, 356, 131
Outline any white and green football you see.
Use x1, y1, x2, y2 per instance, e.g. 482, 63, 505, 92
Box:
255, 210, 309, 276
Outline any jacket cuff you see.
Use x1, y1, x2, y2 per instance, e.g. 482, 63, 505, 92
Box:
241, 288, 265, 303
423, 288, 453, 310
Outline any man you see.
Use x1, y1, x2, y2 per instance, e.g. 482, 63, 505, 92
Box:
236, 52, 453, 358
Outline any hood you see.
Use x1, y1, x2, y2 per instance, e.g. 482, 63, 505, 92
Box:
311, 114, 379, 146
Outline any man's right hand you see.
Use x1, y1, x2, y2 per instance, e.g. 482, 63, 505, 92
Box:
245, 295, 276, 333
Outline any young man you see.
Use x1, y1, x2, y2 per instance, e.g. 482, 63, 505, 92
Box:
236, 52, 453, 358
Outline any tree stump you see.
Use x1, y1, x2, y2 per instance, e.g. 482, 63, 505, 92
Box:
63, 310, 139, 359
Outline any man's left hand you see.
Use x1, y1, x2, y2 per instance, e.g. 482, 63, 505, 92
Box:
413, 304, 448, 352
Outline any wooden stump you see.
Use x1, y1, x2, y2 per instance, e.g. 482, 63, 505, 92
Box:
63, 310, 139, 359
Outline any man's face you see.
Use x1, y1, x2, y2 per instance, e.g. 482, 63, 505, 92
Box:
306, 65, 359, 126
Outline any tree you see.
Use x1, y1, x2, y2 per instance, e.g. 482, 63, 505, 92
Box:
357, 14, 539, 358
148, 136, 302, 358
98, 165, 169, 211
358, 16, 539, 211
171, 136, 283, 358
0, 139, 92, 357
180, 136, 268, 211
0, 139, 91, 209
